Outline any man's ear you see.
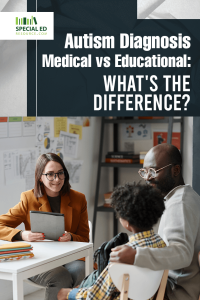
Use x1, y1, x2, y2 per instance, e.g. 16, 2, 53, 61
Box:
173, 164, 181, 177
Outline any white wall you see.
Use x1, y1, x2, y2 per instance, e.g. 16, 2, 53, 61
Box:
182, 117, 193, 185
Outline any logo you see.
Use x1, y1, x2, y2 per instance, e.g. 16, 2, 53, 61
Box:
0, 12, 54, 40
16, 16, 37, 26
15, 15, 47, 36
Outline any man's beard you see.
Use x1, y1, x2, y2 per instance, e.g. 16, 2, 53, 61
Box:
148, 169, 175, 195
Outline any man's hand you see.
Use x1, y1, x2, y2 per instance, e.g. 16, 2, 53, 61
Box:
21, 231, 44, 242
57, 288, 72, 300
58, 231, 71, 242
110, 245, 137, 264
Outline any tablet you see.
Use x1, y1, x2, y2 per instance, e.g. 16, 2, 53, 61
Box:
30, 211, 65, 241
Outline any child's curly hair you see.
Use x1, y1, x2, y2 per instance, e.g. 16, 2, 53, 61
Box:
111, 182, 165, 231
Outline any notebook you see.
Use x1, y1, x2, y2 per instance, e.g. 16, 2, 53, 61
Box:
0, 242, 34, 262
30, 211, 65, 241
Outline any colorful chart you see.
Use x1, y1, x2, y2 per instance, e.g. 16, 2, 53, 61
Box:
44, 137, 50, 149
57, 152, 63, 160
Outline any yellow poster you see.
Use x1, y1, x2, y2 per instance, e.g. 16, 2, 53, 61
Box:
54, 117, 67, 137
23, 117, 36, 121
69, 124, 82, 140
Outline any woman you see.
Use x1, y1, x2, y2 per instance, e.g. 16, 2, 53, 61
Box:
0, 153, 89, 300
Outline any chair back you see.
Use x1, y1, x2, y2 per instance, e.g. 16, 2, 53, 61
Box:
109, 236, 168, 300
88, 220, 92, 243
109, 263, 164, 300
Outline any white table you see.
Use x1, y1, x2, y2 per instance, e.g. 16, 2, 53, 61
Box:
0, 240, 93, 300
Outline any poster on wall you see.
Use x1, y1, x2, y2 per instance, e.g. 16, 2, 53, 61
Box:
153, 131, 181, 150
123, 123, 151, 140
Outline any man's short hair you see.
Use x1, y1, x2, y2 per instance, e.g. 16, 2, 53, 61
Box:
166, 144, 182, 170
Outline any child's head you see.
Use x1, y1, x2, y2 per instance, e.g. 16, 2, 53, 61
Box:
111, 182, 165, 232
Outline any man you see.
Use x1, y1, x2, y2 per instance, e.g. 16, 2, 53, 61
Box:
110, 143, 200, 300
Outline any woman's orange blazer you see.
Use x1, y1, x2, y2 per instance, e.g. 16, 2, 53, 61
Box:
0, 188, 89, 243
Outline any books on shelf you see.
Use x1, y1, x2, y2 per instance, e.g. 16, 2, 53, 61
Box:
104, 203, 112, 207
107, 151, 134, 156
105, 152, 139, 164
106, 153, 139, 159
104, 192, 112, 207
0, 242, 34, 262
105, 158, 139, 164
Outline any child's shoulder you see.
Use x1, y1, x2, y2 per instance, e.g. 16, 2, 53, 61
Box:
127, 231, 166, 249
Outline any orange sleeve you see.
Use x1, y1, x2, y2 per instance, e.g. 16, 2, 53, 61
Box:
70, 195, 89, 243
0, 192, 28, 241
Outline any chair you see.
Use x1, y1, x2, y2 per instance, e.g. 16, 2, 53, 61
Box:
109, 234, 169, 300
25, 220, 93, 289
88, 220, 92, 243
108, 263, 168, 300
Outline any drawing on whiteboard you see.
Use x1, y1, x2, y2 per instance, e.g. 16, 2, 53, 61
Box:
44, 121, 50, 137
64, 160, 83, 184
3, 150, 20, 185
36, 122, 44, 146
19, 150, 36, 179
44, 137, 50, 149
60, 131, 79, 158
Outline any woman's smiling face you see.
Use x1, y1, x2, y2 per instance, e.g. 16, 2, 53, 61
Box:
40, 161, 65, 197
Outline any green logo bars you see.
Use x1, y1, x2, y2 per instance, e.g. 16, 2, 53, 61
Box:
16, 16, 37, 26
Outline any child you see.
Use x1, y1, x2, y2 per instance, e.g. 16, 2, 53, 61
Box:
57, 182, 166, 300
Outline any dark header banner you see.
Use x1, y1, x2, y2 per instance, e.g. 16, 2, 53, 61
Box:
27, 0, 200, 116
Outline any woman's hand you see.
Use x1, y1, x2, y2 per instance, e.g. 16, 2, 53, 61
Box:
21, 230, 45, 242
58, 231, 71, 242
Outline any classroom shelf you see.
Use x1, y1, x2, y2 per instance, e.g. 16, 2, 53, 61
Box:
92, 117, 183, 242
96, 206, 114, 212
